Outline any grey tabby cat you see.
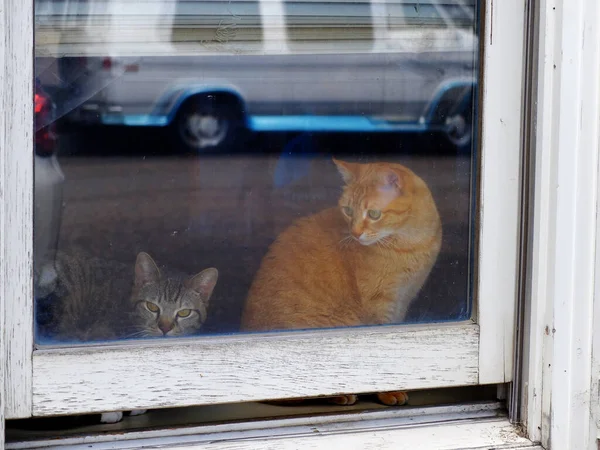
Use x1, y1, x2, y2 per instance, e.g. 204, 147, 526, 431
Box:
39, 251, 219, 341
130, 252, 218, 338
37, 250, 218, 423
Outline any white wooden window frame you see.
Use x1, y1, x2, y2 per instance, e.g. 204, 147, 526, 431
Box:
520, 0, 600, 449
1, 0, 525, 422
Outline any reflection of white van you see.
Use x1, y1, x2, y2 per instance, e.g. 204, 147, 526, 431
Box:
36, 0, 478, 151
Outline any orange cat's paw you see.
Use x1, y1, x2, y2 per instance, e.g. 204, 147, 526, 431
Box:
328, 394, 358, 405
376, 391, 409, 406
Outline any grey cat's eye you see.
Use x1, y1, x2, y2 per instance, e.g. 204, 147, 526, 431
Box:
145, 301, 160, 313
342, 206, 354, 216
368, 209, 382, 220
177, 309, 192, 318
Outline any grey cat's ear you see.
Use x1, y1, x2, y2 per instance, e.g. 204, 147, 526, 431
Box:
333, 158, 360, 184
186, 268, 218, 300
134, 252, 161, 289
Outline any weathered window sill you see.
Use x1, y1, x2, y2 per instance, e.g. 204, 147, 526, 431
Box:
7, 402, 541, 450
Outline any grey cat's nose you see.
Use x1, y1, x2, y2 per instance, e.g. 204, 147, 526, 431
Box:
158, 320, 174, 334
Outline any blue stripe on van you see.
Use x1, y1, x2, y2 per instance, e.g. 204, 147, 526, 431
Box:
248, 116, 430, 132
101, 114, 169, 127
101, 113, 439, 133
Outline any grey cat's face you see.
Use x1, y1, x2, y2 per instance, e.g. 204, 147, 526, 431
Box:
130, 253, 218, 338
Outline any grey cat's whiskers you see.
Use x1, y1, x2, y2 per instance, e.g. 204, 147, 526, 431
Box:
126, 330, 152, 339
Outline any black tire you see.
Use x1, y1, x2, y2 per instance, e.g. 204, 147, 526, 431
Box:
444, 113, 472, 149
173, 94, 244, 153
422, 80, 475, 151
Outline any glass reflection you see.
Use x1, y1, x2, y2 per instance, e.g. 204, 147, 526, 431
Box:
34, 0, 478, 344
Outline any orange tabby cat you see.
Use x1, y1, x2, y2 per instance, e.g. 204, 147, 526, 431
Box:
241, 158, 442, 406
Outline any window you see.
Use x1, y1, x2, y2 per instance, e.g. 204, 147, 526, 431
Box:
8, 0, 600, 448
284, 0, 375, 52
3, 0, 522, 419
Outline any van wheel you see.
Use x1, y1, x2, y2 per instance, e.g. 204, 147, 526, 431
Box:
174, 94, 243, 153
445, 114, 472, 149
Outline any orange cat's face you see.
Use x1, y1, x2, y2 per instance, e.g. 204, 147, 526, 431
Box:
334, 159, 414, 246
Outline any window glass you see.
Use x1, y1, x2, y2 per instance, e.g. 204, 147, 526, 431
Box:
34, 0, 479, 344
284, 0, 374, 52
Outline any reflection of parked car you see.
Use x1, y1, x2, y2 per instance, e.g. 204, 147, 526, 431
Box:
34, 79, 64, 290
56, 54, 476, 153
35, 0, 478, 152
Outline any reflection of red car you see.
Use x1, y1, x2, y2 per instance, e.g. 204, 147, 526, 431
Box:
35, 81, 58, 156
34, 80, 64, 291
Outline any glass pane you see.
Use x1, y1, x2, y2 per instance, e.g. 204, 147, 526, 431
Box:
34, 0, 479, 344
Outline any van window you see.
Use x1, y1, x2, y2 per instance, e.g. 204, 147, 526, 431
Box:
284, 0, 374, 52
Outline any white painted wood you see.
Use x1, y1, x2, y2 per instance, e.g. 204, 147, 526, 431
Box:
592, 277, 600, 441
8, 417, 540, 450
0, 0, 7, 435
521, 0, 600, 448
0, 269, 4, 449
128, 421, 540, 450
0, 0, 34, 421
477, 0, 526, 383
0, 0, 6, 442
593, 213, 600, 449
0, 34, 5, 440
7, 403, 505, 449
32, 323, 478, 416
520, 0, 556, 442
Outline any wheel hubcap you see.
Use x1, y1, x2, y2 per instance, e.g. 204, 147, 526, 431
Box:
180, 110, 229, 150
445, 114, 471, 147
188, 114, 221, 138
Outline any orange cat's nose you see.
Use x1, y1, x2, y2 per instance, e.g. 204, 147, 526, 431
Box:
351, 229, 363, 239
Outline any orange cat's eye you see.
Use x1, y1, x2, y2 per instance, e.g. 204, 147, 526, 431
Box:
368, 209, 382, 220
177, 309, 192, 318
342, 206, 353, 216
145, 302, 159, 313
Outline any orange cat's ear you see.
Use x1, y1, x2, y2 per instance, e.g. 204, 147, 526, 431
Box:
333, 158, 360, 184
134, 252, 161, 290
380, 169, 405, 193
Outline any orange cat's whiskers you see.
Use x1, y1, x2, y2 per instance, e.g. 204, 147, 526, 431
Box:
339, 235, 354, 249
378, 236, 394, 249
375, 240, 387, 251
